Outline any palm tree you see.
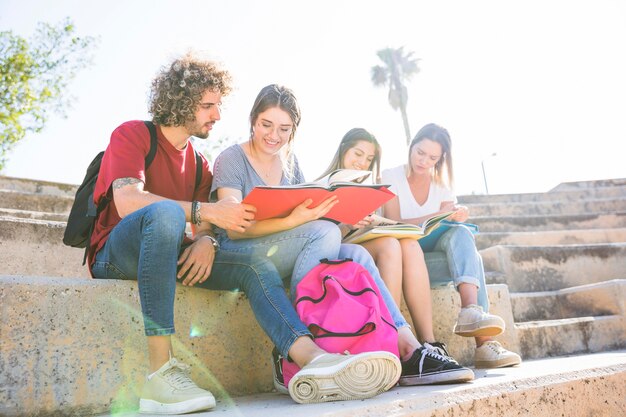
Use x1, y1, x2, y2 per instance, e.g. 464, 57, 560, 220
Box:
371, 47, 420, 145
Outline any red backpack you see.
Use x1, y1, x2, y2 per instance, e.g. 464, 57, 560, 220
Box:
281, 258, 400, 387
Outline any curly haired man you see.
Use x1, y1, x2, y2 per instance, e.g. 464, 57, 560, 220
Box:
88, 53, 401, 414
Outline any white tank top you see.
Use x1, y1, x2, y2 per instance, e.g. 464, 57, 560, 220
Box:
381, 165, 456, 220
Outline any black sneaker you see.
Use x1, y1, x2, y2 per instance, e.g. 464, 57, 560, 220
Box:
271, 346, 289, 395
423, 341, 451, 357
400, 346, 474, 385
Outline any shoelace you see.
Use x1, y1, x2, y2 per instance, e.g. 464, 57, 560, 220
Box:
486, 341, 504, 354
417, 348, 448, 375
424, 344, 459, 364
162, 361, 196, 390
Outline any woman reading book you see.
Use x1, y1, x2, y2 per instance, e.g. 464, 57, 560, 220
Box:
381, 123, 521, 368
211, 84, 473, 389
317, 127, 461, 363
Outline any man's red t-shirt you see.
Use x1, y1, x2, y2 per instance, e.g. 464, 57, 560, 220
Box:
88, 120, 213, 275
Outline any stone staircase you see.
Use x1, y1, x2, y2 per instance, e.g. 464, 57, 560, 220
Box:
1, 175, 625, 416
462, 179, 626, 362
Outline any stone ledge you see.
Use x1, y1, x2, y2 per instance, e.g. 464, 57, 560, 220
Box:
94, 350, 626, 417
467, 197, 626, 217
0, 207, 68, 222
0, 189, 73, 213
550, 177, 626, 191
0, 175, 77, 197
0, 217, 88, 278
480, 243, 626, 291
475, 228, 626, 249
471, 211, 626, 232
516, 315, 626, 358
511, 279, 626, 321
459, 185, 626, 204
0, 276, 516, 416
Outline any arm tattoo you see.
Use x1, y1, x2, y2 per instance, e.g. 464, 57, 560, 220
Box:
112, 177, 142, 190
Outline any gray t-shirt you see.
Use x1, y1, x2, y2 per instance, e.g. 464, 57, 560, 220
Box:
210, 144, 305, 238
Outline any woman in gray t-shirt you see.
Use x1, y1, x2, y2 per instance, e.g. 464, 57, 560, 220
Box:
211, 87, 340, 295
211, 84, 476, 391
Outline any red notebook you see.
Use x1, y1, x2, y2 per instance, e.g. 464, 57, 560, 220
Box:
242, 183, 395, 225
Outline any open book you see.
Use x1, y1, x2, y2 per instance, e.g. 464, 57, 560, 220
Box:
242, 170, 395, 224
316, 169, 374, 185
342, 212, 456, 244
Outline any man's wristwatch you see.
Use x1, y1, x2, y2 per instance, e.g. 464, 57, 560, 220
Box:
204, 235, 220, 251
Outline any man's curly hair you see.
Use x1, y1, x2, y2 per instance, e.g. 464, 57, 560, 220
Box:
149, 53, 232, 127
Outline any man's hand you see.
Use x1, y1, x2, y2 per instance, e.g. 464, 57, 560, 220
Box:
203, 196, 256, 233
177, 237, 216, 286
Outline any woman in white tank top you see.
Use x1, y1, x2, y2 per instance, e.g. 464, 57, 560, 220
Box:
382, 123, 521, 369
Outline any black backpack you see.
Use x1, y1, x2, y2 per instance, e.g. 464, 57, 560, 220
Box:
63, 120, 203, 264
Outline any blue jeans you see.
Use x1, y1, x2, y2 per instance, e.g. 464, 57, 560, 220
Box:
217, 220, 342, 295
424, 225, 490, 312
217, 219, 410, 329
338, 244, 410, 329
92, 201, 310, 357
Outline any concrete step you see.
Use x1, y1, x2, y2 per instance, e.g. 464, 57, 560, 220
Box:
550, 177, 626, 191
93, 351, 626, 417
475, 227, 626, 250
480, 243, 626, 292
0, 174, 77, 197
458, 185, 626, 204
516, 316, 626, 359
0, 276, 516, 416
0, 216, 88, 278
470, 211, 626, 232
401, 283, 519, 367
0, 189, 74, 213
511, 279, 626, 322
466, 197, 626, 217
0, 207, 68, 222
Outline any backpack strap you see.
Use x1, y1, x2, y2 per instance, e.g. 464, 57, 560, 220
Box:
143, 120, 159, 168
194, 151, 203, 191
144, 120, 203, 191
319, 258, 353, 265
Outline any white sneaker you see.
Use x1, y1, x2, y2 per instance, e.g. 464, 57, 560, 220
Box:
288, 351, 401, 404
139, 358, 216, 414
474, 341, 522, 368
453, 304, 505, 337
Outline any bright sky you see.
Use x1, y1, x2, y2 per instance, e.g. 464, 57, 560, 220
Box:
2, 0, 625, 195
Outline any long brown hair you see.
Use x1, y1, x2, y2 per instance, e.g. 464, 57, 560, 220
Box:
408, 123, 454, 187
248, 84, 301, 180
318, 128, 382, 182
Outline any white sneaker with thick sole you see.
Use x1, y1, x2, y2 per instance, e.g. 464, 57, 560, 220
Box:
288, 351, 401, 404
139, 358, 216, 414
474, 341, 522, 368
453, 304, 505, 337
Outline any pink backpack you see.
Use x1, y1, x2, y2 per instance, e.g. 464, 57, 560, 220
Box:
281, 258, 400, 387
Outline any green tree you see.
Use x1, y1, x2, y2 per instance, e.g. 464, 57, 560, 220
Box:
0, 18, 97, 169
371, 46, 420, 145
